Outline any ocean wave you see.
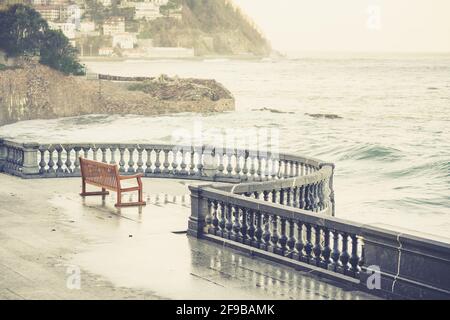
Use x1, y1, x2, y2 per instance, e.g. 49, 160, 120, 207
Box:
338, 144, 403, 161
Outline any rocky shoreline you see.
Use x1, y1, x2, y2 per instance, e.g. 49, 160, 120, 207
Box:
0, 61, 235, 126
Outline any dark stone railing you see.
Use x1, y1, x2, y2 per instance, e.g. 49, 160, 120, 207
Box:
0, 137, 449, 299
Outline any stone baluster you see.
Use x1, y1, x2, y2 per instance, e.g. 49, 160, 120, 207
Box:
179, 148, 187, 175
295, 162, 300, 177
279, 189, 285, 205
110, 147, 117, 165
262, 213, 271, 250
254, 212, 263, 248
205, 200, 212, 231
65, 147, 72, 173
289, 161, 294, 177
39, 148, 46, 174
225, 203, 233, 239
304, 223, 313, 262
312, 226, 322, 266
118, 148, 126, 173
196, 146, 204, 176
329, 230, 341, 272
136, 148, 144, 173
286, 187, 292, 206
249, 154, 256, 180
55, 146, 64, 174
240, 207, 248, 243
321, 228, 332, 268
127, 148, 136, 173
92, 147, 98, 161
299, 186, 306, 209
245, 210, 255, 246
154, 149, 162, 174
47, 147, 55, 174
271, 158, 277, 180
286, 219, 296, 258
73, 147, 81, 173
304, 185, 312, 210
271, 189, 277, 203
242, 150, 249, 178
226, 151, 233, 177
145, 148, 153, 174
82, 147, 90, 160
218, 202, 226, 237
349, 235, 360, 276
231, 206, 241, 242
211, 200, 219, 235
294, 221, 304, 261
234, 149, 242, 178
171, 149, 179, 175
217, 151, 224, 177
279, 217, 288, 254
269, 215, 280, 254
292, 186, 299, 208
256, 152, 262, 181
101, 148, 107, 163
189, 148, 196, 176
162, 149, 170, 174
339, 233, 350, 274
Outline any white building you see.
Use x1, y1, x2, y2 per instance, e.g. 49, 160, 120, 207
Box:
113, 33, 136, 49
100, 0, 112, 6
98, 47, 114, 56
79, 21, 95, 33
48, 22, 77, 39
103, 17, 125, 36
134, 2, 162, 21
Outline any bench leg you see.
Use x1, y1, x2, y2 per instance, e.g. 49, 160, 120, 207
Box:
115, 189, 146, 208
80, 182, 110, 197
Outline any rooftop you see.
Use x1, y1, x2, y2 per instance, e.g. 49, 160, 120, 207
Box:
0, 174, 378, 300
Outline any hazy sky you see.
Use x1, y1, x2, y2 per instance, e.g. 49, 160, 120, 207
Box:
233, 0, 450, 53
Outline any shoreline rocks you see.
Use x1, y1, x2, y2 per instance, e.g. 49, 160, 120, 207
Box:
0, 61, 235, 126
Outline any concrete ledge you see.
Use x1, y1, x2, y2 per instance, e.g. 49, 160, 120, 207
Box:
361, 224, 450, 299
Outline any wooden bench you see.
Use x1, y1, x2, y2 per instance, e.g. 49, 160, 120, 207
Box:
79, 157, 146, 207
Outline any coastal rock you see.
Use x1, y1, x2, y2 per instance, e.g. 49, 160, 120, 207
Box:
0, 61, 235, 126
305, 113, 343, 119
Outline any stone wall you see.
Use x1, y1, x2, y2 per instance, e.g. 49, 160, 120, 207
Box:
0, 61, 235, 126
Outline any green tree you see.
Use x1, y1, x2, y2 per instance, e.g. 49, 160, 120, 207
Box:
0, 4, 48, 56
0, 4, 85, 75
40, 30, 85, 75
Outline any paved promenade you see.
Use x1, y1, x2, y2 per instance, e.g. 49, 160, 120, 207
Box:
0, 174, 378, 300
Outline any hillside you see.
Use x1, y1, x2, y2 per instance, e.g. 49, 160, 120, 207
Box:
139, 0, 272, 56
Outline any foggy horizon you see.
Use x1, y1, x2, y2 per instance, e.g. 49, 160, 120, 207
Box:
233, 0, 450, 54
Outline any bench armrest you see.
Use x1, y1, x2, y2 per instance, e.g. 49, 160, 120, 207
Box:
119, 173, 144, 180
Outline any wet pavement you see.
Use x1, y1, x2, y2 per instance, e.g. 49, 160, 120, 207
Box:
0, 174, 378, 300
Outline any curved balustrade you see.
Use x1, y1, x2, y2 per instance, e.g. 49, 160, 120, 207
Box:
194, 186, 362, 279
3, 137, 448, 299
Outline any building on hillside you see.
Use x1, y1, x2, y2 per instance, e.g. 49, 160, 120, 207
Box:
79, 21, 96, 33
31, 0, 49, 5
48, 21, 76, 39
99, 0, 112, 6
112, 33, 136, 49
102, 17, 125, 36
48, 0, 68, 5
98, 47, 114, 56
34, 5, 64, 22
134, 2, 162, 21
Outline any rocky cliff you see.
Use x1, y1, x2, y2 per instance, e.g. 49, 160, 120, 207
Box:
0, 61, 234, 126
140, 0, 272, 56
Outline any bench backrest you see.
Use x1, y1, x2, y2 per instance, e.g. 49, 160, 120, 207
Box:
79, 157, 120, 190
